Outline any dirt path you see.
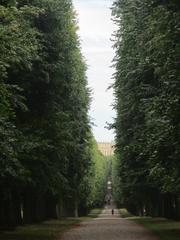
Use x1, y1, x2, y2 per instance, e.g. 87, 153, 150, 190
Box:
61, 206, 159, 240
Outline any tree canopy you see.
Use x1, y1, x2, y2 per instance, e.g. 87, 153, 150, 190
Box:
0, 0, 109, 226
112, 0, 180, 220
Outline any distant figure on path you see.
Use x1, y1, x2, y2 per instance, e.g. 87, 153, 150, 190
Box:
112, 209, 114, 215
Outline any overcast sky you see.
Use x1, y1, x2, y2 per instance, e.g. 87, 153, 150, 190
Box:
73, 0, 115, 142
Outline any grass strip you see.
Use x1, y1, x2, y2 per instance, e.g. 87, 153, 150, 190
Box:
0, 209, 102, 240
118, 208, 133, 218
119, 208, 180, 240
0, 218, 81, 240
133, 217, 180, 240
87, 208, 102, 218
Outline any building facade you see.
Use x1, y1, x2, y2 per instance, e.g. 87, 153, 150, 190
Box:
97, 142, 114, 156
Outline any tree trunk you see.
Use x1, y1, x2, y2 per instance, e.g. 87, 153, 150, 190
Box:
56, 198, 64, 219
74, 194, 79, 218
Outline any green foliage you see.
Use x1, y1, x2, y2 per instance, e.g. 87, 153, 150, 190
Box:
0, 2, 40, 185
112, 0, 180, 219
88, 139, 112, 208
76, 138, 113, 212
0, 0, 92, 225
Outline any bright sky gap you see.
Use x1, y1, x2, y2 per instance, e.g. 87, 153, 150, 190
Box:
73, 0, 115, 142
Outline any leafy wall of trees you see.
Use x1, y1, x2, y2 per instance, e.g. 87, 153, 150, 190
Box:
89, 140, 112, 208
112, 0, 180, 220
0, 0, 108, 227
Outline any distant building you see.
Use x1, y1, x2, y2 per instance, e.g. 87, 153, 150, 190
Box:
97, 142, 114, 156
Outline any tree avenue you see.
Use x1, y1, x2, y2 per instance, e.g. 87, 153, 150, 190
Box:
0, 0, 110, 227
112, 0, 180, 220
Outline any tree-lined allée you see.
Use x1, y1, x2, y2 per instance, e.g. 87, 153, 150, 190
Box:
0, 0, 110, 227
1, 0, 180, 231
112, 0, 180, 220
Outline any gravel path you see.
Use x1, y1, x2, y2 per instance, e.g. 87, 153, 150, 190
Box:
61, 206, 159, 240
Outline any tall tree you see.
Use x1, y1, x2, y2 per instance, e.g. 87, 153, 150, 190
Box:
0, 1, 41, 226
0, 0, 92, 225
112, 0, 180, 219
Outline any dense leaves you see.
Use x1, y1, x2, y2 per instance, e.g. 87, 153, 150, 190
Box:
0, 0, 106, 226
112, 0, 180, 219
89, 140, 112, 208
